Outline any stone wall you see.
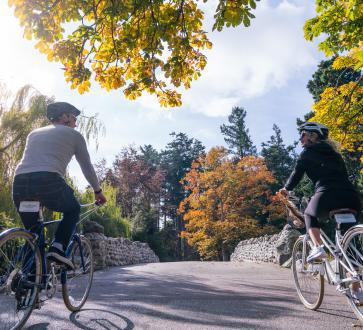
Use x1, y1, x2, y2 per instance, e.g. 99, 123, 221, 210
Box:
85, 232, 159, 270
230, 224, 301, 267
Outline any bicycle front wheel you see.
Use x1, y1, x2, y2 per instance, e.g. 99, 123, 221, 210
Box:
0, 229, 41, 330
62, 235, 94, 311
340, 226, 363, 323
292, 237, 324, 310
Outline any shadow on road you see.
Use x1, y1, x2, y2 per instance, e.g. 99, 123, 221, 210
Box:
24, 323, 50, 329
70, 309, 134, 330
89, 267, 304, 329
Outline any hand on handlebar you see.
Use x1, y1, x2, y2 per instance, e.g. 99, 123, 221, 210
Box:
95, 191, 107, 206
277, 187, 289, 197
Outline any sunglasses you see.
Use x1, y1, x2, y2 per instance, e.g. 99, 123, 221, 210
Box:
68, 114, 77, 121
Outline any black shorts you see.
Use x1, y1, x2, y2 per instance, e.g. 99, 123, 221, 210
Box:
304, 189, 361, 228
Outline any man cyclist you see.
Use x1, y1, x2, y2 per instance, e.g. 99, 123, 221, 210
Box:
279, 122, 361, 262
12, 102, 107, 269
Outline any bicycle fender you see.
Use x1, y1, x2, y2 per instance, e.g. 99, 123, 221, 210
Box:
0, 227, 36, 240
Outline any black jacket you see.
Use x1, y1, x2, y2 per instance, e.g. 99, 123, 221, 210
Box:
285, 141, 354, 193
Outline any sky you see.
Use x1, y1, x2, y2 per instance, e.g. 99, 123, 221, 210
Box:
0, 0, 324, 189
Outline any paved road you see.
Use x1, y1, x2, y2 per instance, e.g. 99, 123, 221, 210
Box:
23, 261, 362, 329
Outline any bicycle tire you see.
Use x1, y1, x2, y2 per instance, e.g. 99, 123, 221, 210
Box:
339, 225, 363, 323
0, 229, 42, 330
292, 236, 324, 310
62, 235, 94, 311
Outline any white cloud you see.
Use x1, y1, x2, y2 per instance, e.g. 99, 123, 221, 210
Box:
121, 0, 318, 118
180, 0, 317, 117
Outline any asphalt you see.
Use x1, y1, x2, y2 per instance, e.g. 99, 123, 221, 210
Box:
22, 261, 363, 329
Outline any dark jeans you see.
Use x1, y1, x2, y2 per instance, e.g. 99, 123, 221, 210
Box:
13, 172, 81, 249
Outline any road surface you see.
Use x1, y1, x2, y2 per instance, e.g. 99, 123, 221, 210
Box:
23, 261, 362, 329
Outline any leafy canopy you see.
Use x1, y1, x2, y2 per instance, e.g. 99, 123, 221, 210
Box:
9, 0, 260, 107
304, 0, 363, 69
179, 147, 279, 260
305, 0, 363, 163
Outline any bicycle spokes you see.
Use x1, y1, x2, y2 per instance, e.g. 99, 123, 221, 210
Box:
0, 231, 41, 330
62, 236, 94, 311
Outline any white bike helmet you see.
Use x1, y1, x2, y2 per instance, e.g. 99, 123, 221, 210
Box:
299, 122, 329, 140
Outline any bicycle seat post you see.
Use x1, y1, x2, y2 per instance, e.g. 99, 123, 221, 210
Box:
38, 205, 44, 223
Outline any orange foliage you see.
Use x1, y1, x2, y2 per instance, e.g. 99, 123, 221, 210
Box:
179, 147, 282, 260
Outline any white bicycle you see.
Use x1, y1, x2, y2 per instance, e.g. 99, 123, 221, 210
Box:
279, 194, 363, 323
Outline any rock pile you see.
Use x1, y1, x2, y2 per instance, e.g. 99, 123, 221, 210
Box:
230, 224, 300, 266
84, 229, 159, 270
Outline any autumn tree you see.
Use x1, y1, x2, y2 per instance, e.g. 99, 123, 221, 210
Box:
220, 106, 256, 158
261, 124, 296, 190
304, 0, 363, 68
304, 0, 363, 163
9, 0, 260, 107
160, 132, 205, 259
179, 147, 280, 261
109, 146, 165, 219
301, 58, 363, 186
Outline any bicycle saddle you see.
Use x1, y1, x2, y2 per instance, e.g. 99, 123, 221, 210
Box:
329, 208, 357, 224
19, 201, 41, 213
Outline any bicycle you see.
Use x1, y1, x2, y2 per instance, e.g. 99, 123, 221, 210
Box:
278, 193, 363, 323
0, 202, 98, 330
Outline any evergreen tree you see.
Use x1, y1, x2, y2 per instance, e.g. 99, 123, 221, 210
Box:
139, 144, 161, 168
160, 132, 205, 259
220, 106, 257, 158
261, 124, 296, 190
297, 57, 362, 126
307, 57, 361, 103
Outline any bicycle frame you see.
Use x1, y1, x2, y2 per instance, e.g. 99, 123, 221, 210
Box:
301, 226, 361, 287
19, 203, 97, 289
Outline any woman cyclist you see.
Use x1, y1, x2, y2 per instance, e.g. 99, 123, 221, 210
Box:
279, 122, 361, 263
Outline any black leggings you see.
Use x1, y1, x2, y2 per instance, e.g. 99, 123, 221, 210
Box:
304, 189, 361, 231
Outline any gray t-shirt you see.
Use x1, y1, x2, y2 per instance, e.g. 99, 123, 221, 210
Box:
15, 124, 101, 191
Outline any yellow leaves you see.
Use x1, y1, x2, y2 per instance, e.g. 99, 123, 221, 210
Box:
333, 55, 358, 70
156, 90, 182, 108
77, 80, 91, 94
304, 0, 363, 57
333, 53, 362, 70
34, 41, 50, 54
8, 0, 221, 107
311, 81, 363, 155
96, 66, 126, 92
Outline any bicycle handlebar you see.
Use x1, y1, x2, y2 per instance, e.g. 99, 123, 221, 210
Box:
275, 192, 305, 229
80, 202, 96, 208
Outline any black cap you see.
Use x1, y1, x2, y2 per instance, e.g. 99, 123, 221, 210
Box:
46, 102, 81, 121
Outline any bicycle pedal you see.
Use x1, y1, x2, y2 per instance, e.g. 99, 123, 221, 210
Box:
336, 285, 349, 294
34, 299, 45, 309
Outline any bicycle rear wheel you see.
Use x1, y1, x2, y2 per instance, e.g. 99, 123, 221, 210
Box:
340, 226, 363, 323
292, 236, 324, 310
62, 235, 94, 311
0, 229, 41, 330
